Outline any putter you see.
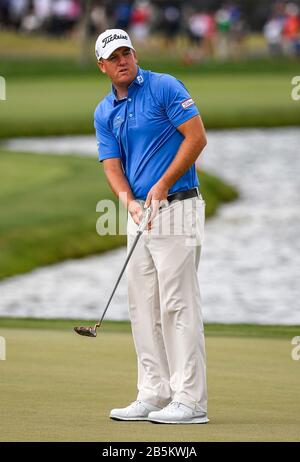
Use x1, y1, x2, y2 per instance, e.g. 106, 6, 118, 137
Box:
74, 206, 152, 338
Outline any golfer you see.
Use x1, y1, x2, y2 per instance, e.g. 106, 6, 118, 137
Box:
94, 29, 208, 424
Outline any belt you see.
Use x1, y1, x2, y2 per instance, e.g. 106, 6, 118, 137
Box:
167, 187, 200, 204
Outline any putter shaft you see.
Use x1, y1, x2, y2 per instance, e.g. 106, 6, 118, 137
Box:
74, 207, 152, 337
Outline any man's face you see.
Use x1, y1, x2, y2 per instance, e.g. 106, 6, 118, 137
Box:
98, 47, 138, 86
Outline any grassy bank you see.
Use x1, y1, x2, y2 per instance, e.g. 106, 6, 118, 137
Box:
2, 54, 300, 80
1, 61, 299, 138
0, 150, 238, 280
0, 317, 299, 339
0, 327, 299, 442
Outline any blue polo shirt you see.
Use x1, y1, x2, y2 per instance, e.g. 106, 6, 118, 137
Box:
94, 67, 200, 200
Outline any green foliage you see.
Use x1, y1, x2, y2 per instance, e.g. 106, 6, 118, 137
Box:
198, 170, 239, 216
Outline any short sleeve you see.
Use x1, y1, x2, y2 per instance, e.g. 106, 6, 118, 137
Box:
157, 74, 199, 128
94, 108, 121, 162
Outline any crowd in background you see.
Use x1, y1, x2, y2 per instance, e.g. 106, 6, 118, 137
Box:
0, 0, 299, 59
263, 2, 300, 56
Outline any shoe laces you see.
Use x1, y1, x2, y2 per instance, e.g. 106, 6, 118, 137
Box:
166, 401, 181, 409
131, 400, 143, 407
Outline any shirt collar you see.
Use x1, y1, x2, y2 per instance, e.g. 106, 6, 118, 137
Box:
111, 66, 144, 106
133, 67, 145, 87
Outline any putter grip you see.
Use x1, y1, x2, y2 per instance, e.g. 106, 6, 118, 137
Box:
137, 206, 152, 233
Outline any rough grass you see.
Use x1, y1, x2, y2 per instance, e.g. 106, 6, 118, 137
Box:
0, 327, 299, 442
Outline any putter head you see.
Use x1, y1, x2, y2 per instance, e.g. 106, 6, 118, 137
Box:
74, 326, 97, 338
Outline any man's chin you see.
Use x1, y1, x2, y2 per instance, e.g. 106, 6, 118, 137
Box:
117, 74, 135, 86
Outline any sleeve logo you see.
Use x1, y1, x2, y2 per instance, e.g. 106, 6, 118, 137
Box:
181, 98, 195, 109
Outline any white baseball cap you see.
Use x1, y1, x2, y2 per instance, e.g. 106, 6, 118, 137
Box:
95, 29, 135, 61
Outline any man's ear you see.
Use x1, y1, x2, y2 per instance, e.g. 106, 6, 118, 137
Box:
97, 61, 106, 74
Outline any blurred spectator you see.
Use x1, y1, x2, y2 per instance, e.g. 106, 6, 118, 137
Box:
215, 4, 231, 58
263, 1, 300, 58
228, 3, 247, 57
282, 2, 300, 56
188, 10, 205, 45
33, 0, 52, 23
21, 3, 42, 33
8, 0, 28, 29
90, 4, 108, 35
130, 0, 152, 44
0, 0, 10, 27
214, 2, 246, 59
160, 4, 181, 48
114, 1, 132, 30
186, 10, 215, 60
19, 0, 81, 35
263, 14, 284, 56
45, 0, 81, 37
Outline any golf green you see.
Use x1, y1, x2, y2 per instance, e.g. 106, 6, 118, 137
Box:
0, 327, 299, 442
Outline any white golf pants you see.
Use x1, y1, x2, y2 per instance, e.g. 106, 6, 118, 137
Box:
126, 196, 208, 413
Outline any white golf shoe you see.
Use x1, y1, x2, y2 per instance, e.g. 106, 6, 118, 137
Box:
109, 400, 162, 421
148, 401, 209, 424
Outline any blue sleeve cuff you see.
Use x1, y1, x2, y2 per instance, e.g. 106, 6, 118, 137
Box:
98, 152, 122, 162
173, 109, 200, 128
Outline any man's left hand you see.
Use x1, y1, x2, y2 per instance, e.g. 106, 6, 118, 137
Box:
144, 181, 169, 228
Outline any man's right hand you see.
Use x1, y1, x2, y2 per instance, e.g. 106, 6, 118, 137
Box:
128, 200, 144, 227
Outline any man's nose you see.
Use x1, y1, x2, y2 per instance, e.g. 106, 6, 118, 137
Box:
118, 55, 127, 65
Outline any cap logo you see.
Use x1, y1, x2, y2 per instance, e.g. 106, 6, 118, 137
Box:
102, 33, 128, 49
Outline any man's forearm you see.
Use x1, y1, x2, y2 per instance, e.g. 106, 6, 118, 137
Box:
103, 165, 135, 208
159, 136, 206, 190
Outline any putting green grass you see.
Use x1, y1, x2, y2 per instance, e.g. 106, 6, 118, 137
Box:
1, 317, 300, 339
0, 150, 238, 280
0, 326, 299, 442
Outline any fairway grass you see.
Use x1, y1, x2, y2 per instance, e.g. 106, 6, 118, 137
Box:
0, 327, 299, 442
1, 73, 299, 139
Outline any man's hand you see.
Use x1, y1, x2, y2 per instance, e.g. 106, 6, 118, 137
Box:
144, 180, 169, 227
128, 200, 144, 226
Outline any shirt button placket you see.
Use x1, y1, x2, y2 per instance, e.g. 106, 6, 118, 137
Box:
128, 96, 134, 120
